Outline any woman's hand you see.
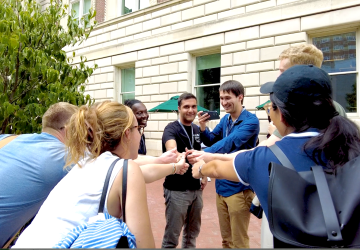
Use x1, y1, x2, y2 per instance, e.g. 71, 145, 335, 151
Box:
192, 160, 205, 179
157, 148, 178, 164
175, 156, 189, 175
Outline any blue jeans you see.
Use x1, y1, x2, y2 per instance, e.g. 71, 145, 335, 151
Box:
162, 188, 203, 248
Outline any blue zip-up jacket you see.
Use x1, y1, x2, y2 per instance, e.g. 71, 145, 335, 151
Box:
201, 108, 260, 197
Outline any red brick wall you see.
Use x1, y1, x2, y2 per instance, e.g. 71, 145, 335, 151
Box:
95, 0, 106, 23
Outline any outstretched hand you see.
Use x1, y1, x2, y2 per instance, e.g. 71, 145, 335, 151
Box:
186, 149, 214, 163
191, 160, 205, 179
158, 148, 178, 164
175, 156, 189, 175
184, 148, 200, 165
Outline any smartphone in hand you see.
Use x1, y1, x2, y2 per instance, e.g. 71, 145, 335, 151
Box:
201, 111, 220, 120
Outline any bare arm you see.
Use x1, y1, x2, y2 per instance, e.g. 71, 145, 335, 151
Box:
258, 134, 280, 147
134, 148, 178, 166
187, 149, 250, 163
192, 159, 239, 182
140, 157, 189, 183
165, 139, 179, 154
121, 161, 155, 248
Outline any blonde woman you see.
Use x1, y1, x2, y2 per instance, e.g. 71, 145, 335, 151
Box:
14, 101, 188, 248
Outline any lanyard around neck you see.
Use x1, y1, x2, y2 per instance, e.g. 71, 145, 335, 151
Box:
178, 120, 194, 149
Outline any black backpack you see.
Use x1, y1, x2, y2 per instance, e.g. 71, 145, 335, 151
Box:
267, 144, 360, 248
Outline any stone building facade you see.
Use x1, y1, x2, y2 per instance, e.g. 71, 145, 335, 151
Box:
46, 0, 360, 155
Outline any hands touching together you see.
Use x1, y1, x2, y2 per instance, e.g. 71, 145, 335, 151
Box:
174, 153, 189, 175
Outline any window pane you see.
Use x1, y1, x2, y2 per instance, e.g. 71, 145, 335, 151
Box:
72, 2, 80, 18
196, 54, 221, 86
140, 0, 149, 9
123, 0, 134, 14
329, 73, 357, 113
121, 67, 135, 93
82, 14, 90, 28
83, 0, 91, 15
196, 54, 221, 71
121, 93, 135, 104
196, 86, 220, 113
313, 32, 356, 73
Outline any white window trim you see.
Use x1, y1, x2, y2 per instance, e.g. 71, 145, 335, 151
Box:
309, 28, 360, 117
191, 52, 221, 112
116, 66, 135, 104
119, 0, 141, 16
70, 0, 91, 27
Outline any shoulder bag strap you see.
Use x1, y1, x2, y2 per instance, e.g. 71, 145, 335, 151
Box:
268, 144, 295, 170
122, 159, 128, 222
98, 158, 121, 213
0, 135, 19, 150
311, 165, 343, 243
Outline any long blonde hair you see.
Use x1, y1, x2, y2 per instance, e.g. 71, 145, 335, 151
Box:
65, 101, 134, 168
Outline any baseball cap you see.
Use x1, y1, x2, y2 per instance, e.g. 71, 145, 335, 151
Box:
260, 65, 332, 104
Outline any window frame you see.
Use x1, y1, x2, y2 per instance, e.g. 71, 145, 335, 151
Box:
117, 66, 136, 104
191, 52, 221, 112
70, 0, 91, 27
309, 27, 360, 117
119, 0, 150, 16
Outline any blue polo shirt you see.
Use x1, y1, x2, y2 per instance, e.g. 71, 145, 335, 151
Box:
233, 129, 324, 218
201, 108, 259, 197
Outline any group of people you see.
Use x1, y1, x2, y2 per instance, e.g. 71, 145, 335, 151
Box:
0, 42, 359, 249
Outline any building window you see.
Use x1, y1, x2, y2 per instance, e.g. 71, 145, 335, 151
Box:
120, 67, 135, 103
71, 0, 91, 27
313, 31, 357, 113
195, 53, 221, 113
121, 0, 149, 15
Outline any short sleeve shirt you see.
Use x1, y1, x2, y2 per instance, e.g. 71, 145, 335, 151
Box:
233, 130, 324, 218
162, 121, 201, 191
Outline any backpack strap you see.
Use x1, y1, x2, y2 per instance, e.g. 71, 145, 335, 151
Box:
312, 165, 343, 243
98, 158, 121, 213
122, 159, 128, 222
268, 144, 295, 170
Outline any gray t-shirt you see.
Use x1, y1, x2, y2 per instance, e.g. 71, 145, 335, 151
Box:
272, 100, 347, 139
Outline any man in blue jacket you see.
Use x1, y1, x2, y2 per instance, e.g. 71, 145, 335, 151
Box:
198, 80, 260, 248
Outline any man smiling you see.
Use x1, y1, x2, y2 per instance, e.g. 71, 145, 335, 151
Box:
125, 99, 149, 155
198, 80, 259, 248
161, 93, 207, 248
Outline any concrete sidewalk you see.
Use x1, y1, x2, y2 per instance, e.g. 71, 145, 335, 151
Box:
146, 178, 262, 248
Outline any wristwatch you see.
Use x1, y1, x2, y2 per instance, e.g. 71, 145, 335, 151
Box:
199, 164, 204, 177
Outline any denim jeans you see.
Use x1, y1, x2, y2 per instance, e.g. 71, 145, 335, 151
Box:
162, 188, 203, 248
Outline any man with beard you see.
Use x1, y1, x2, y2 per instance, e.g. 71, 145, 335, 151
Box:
161, 93, 207, 248
125, 99, 149, 155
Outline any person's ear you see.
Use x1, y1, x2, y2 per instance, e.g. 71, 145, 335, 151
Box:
124, 128, 131, 140
178, 106, 181, 112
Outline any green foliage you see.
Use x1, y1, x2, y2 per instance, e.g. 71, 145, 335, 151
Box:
346, 82, 357, 113
0, 0, 97, 134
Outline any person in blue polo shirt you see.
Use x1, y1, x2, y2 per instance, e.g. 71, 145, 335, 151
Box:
191, 65, 360, 247
197, 80, 260, 248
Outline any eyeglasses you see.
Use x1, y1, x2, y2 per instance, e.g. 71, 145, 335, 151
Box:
264, 103, 272, 115
130, 125, 144, 136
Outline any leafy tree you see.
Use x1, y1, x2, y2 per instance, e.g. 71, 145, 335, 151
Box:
0, 0, 97, 134
346, 82, 357, 113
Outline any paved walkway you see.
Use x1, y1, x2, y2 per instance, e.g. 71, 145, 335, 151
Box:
146, 178, 262, 248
